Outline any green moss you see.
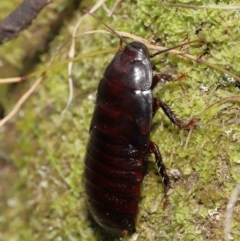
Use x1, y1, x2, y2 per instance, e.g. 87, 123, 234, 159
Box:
0, 0, 240, 240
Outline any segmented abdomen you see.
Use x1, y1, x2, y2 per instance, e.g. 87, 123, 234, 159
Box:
84, 126, 144, 233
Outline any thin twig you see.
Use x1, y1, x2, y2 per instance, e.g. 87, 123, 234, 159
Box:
61, 0, 106, 117
1, 30, 240, 85
75, 29, 240, 83
198, 95, 240, 117
0, 75, 44, 127
108, 0, 122, 16
184, 126, 194, 150
148, 2, 240, 10
224, 183, 240, 241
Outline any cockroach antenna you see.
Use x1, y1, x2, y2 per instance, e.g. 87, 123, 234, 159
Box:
86, 11, 129, 45
150, 39, 201, 58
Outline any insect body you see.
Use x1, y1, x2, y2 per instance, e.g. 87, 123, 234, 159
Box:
83, 40, 195, 234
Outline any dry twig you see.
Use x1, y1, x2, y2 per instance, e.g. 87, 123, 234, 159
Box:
0, 0, 51, 44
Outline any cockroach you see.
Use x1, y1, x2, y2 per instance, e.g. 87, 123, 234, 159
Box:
84, 13, 197, 234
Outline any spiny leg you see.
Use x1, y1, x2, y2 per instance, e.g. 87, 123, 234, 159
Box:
150, 74, 196, 197
148, 140, 171, 193
153, 98, 197, 129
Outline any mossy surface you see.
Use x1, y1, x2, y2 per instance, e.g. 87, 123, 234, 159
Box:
0, 0, 240, 240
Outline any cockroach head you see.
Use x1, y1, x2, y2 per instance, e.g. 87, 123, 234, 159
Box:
129, 41, 150, 58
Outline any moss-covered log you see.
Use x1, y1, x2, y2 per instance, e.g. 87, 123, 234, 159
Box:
0, 0, 239, 240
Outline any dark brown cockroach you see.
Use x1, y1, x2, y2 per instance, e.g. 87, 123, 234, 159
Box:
84, 13, 197, 234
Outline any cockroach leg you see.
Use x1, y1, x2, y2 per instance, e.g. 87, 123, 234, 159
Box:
148, 141, 171, 191
153, 98, 197, 129
151, 74, 173, 89
174, 73, 188, 82
152, 73, 188, 90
